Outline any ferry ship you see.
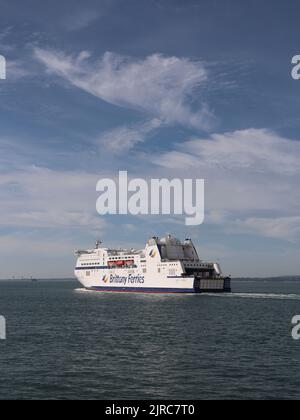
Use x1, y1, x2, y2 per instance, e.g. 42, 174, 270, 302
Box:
74, 235, 231, 294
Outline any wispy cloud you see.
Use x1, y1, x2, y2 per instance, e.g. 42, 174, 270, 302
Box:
150, 128, 300, 241
96, 118, 162, 154
0, 166, 107, 230
0, 165, 112, 278
34, 48, 214, 131
62, 9, 103, 31
155, 129, 300, 175
230, 216, 300, 241
6, 59, 34, 80
2, 125, 299, 243
0, 26, 13, 42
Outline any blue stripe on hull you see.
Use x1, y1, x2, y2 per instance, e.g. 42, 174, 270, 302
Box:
76, 266, 109, 270
87, 286, 196, 294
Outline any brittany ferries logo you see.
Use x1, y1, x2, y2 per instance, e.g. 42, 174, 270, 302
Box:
149, 249, 157, 258
102, 274, 145, 285
102, 275, 109, 284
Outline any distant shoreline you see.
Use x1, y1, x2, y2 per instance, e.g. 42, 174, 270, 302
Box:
0, 278, 77, 282
233, 276, 300, 282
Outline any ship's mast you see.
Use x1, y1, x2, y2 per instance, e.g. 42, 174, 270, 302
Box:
95, 240, 102, 249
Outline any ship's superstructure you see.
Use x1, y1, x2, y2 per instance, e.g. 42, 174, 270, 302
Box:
74, 235, 231, 294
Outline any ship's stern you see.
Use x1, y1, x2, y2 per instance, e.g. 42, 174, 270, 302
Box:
193, 276, 231, 293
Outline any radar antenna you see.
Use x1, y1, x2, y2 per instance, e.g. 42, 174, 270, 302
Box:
95, 240, 102, 249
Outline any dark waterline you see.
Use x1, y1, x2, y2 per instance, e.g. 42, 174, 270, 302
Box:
0, 279, 300, 400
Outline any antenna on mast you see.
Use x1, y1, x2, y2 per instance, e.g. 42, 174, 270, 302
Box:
95, 240, 102, 249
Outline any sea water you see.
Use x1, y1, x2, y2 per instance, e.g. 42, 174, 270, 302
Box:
0, 279, 300, 400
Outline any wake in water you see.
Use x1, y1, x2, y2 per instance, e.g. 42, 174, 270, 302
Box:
75, 288, 300, 300
206, 292, 300, 301
75, 288, 95, 293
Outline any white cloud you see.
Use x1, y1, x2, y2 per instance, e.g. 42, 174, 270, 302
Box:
2, 128, 299, 243
151, 128, 300, 241
231, 217, 300, 241
96, 118, 162, 153
34, 49, 214, 131
156, 129, 300, 175
153, 150, 200, 169
0, 165, 113, 278
0, 166, 107, 230
6, 59, 34, 80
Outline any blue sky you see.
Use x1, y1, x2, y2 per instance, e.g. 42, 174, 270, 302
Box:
0, 0, 300, 278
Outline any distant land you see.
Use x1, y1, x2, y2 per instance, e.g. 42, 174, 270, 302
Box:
0, 277, 77, 282
233, 276, 300, 282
